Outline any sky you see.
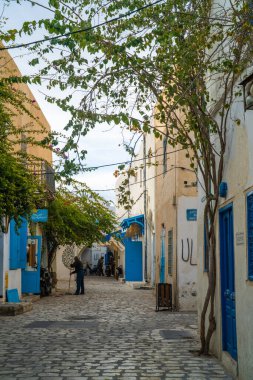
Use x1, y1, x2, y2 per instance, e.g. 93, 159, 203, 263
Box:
2, 1, 142, 204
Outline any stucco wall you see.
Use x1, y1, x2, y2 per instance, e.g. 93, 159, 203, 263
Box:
55, 246, 72, 281
197, 71, 253, 379
0, 48, 53, 298
0, 46, 52, 165
154, 120, 198, 308
0, 229, 22, 299
177, 197, 198, 311
115, 132, 156, 283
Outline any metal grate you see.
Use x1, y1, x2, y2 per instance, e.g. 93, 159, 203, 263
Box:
160, 329, 193, 340
25, 320, 98, 329
67, 315, 98, 321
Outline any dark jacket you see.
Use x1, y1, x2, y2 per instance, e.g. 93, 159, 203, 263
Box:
70, 259, 83, 274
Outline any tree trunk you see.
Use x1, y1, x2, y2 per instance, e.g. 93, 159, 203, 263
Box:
48, 242, 58, 272
199, 200, 217, 355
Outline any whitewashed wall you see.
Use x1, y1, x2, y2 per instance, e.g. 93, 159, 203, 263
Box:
115, 132, 156, 283
0, 230, 22, 299
177, 196, 198, 310
197, 26, 253, 378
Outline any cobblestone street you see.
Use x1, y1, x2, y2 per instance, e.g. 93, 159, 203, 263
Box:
0, 277, 232, 380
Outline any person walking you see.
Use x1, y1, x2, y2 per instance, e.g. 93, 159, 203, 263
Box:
97, 256, 104, 276
70, 256, 85, 295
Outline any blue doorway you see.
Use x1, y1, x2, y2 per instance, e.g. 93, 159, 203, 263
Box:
219, 204, 237, 360
124, 239, 143, 281
160, 228, 166, 283
22, 236, 42, 294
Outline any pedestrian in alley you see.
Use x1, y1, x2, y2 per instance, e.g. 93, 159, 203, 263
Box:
97, 256, 104, 276
70, 256, 85, 295
109, 255, 115, 277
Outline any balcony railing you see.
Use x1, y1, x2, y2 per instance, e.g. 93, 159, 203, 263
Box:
27, 160, 55, 196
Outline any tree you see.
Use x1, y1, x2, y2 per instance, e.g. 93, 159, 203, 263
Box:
0, 16, 58, 227
0, 52, 45, 228
3, 0, 253, 353
44, 185, 116, 270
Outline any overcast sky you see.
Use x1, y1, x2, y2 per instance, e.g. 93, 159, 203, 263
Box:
3, 1, 142, 204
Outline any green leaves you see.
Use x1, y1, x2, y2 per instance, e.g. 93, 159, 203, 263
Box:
45, 187, 117, 249
0, 151, 43, 230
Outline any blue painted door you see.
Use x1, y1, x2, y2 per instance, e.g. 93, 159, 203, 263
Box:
160, 229, 165, 283
124, 239, 142, 281
219, 205, 237, 360
22, 236, 41, 294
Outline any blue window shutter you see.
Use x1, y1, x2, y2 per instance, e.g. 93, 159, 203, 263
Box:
19, 218, 28, 269
9, 219, 27, 270
247, 193, 253, 280
9, 220, 20, 270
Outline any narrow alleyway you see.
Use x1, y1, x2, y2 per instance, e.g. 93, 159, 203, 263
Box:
0, 277, 232, 380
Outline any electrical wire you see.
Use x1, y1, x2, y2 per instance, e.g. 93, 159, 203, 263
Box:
91, 164, 196, 192
82, 147, 185, 170
27, 147, 186, 174
0, 1, 235, 51
0, 0, 165, 51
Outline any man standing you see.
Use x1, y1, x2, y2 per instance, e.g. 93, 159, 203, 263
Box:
97, 256, 104, 276
70, 256, 85, 295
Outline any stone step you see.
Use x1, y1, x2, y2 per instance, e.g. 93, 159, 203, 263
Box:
0, 302, 32, 316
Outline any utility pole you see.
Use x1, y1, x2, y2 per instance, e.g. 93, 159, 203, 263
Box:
143, 133, 148, 282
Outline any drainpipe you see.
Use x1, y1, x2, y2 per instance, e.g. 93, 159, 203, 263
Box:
143, 133, 148, 282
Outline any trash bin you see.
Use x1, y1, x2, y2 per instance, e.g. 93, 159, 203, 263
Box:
156, 283, 172, 311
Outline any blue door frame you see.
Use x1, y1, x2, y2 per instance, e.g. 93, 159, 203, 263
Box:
124, 238, 143, 281
22, 236, 41, 294
160, 229, 165, 283
219, 203, 237, 360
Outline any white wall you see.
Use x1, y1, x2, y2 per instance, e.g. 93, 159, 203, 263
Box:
55, 243, 108, 281
55, 246, 74, 281
177, 196, 198, 310
90, 243, 107, 267
197, 62, 253, 378
0, 229, 22, 299
115, 132, 156, 284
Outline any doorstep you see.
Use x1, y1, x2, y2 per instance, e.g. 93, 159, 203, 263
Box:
126, 281, 154, 290
21, 294, 41, 303
0, 302, 33, 316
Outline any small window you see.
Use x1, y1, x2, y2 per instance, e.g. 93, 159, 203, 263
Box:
168, 229, 173, 275
247, 192, 253, 280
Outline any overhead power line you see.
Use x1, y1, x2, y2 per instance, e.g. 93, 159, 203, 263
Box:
0, 0, 165, 51
0, 1, 234, 51
30, 147, 186, 175
91, 164, 196, 192
83, 147, 185, 171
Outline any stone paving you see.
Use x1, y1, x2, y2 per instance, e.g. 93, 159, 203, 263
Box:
0, 277, 232, 380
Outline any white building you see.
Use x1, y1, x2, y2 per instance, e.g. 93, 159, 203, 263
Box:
196, 2, 253, 378
115, 132, 156, 284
